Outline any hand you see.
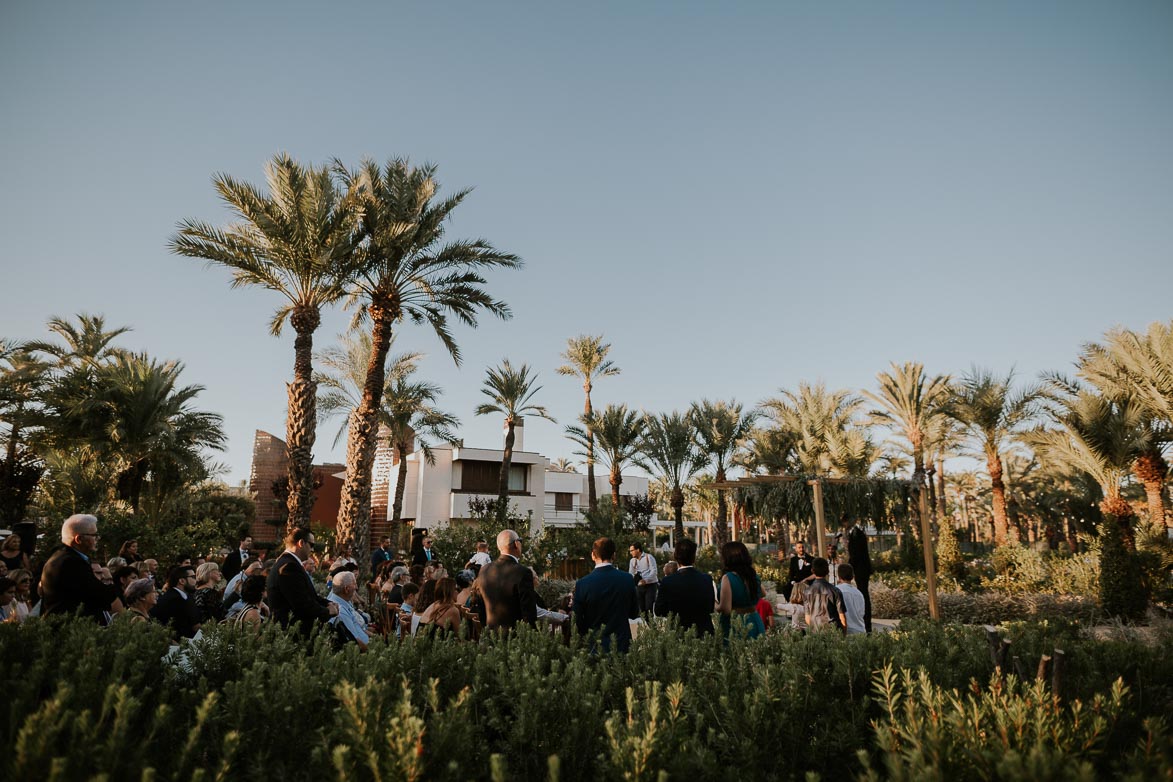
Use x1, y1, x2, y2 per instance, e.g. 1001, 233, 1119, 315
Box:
328, 603, 339, 617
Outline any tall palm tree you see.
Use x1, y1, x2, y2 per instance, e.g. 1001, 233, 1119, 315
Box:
549, 457, 577, 473
635, 411, 707, 540
1031, 379, 1148, 549
171, 154, 363, 529
874, 449, 912, 480
25, 313, 130, 369
474, 360, 555, 523
759, 382, 872, 476
923, 414, 966, 523
943, 368, 1040, 546
690, 399, 758, 550
0, 341, 49, 523
332, 159, 519, 566
863, 362, 951, 481
566, 404, 646, 510
556, 335, 621, 512
1076, 321, 1173, 531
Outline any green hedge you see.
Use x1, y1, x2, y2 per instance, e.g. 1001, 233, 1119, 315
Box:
1, 617, 1170, 781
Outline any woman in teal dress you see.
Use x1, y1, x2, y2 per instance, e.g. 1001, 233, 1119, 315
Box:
718, 541, 765, 640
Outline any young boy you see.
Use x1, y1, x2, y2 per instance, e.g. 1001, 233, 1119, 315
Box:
836, 563, 867, 635
398, 582, 420, 638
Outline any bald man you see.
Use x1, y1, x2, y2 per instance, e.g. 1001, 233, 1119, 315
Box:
475, 529, 538, 631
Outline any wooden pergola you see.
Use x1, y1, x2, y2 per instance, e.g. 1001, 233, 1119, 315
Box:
707, 474, 941, 620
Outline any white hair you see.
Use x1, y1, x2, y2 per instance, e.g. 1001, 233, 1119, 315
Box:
496, 529, 519, 555
61, 514, 98, 545
331, 570, 357, 595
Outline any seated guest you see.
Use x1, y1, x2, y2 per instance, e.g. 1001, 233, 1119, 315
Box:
123, 578, 158, 623
41, 514, 122, 622
454, 570, 476, 607
230, 575, 267, 631
417, 579, 437, 613
150, 565, 201, 640
418, 577, 463, 637
663, 561, 679, 577
106, 556, 128, 571
803, 558, 846, 633
118, 539, 143, 565
194, 562, 224, 623
9, 569, 33, 619
0, 577, 23, 622
140, 559, 159, 585
397, 583, 420, 638
114, 565, 140, 604
382, 566, 409, 603
222, 557, 261, 609
0, 533, 31, 573
328, 571, 370, 650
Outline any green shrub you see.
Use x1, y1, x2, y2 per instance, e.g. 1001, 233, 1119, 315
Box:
1100, 514, 1147, 621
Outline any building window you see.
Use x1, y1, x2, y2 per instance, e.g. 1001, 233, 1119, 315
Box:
460, 460, 528, 494
554, 492, 573, 512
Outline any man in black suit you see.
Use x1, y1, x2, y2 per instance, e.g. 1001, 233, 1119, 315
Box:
40, 514, 121, 622
477, 529, 537, 631
221, 532, 253, 583
150, 564, 202, 639
412, 536, 437, 566
782, 541, 814, 601
573, 537, 639, 653
653, 538, 716, 636
267, 527, 338, 635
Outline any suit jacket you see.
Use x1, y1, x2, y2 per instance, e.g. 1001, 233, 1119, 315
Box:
39, 545, 117, 622
477, 555, 537, 631
846, 527, 873, 579
574, 563, 639, 653
787, 555, 813, 585
412, 548, 436, 566
150, 587, 201, 639
653, 567, 716, 636
222, 549, 247, 582
267, 551, 330, 635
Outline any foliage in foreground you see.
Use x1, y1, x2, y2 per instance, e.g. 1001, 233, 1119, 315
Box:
2, 617, 1171, 781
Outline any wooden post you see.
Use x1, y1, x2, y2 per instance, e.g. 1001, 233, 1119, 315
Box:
731, 501, 740, 542
810, 479, 828, 558
1051, 648, 1066, 702
918, 488, 940, 620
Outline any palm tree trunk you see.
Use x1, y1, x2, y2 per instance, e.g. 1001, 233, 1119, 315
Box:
987, 450, 1010, 547
393, 444, 410, 552
286, 306, 321, 531
336, 302, 397, 576
1134, 449, 1169, 532
936, 460, 948, 522
610, 465, 621, 509
584, 383, 597, 512
672, 486, 685, 541
714, 465, 729, 550
497, 420, 515, 524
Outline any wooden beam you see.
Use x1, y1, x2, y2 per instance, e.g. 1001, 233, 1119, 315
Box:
811, 479, 828, 558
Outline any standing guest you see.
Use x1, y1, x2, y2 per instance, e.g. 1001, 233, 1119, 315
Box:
382, 566, 410, 604
193, 562, 224, 623
222, 558, 261, 614
118, 539, 143, 564
836, 563, 867, 635
371, 536, 393, 571
477, 529, 538, 632
782, 541, 813, 602
231, 575, 267, 631
412, 537, 437, 566
332, 543, 357, 569
150, 565, 201, 639
627, 542, 660, 614
0, 534, 30, 573
465, 540, 492, 570
528, 569, 569, 628
41, 514, 122, 622
756, 596, 775, 631
718, 541, 766, 640
267, 527, 338, 635
454, 570, 476, 607
573, 537, 639, 653
222, 533, 253, 582
652, 538, 715, 636
804, 558, 846, 633
122, 578, 157, 623
328, 571, 371, 650
140, 559, 159, 585
113, 565, 140, 603
663, 561, 679, 577
418, 576, 464, 637
0, 578, 24, 622
845, 519, 874, 632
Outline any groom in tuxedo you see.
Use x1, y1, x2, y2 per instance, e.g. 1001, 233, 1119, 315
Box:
653, 537, 715, 636
573, 537, 639, 653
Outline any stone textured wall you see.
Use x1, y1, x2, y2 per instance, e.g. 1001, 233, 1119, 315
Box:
247, 430, 288, 543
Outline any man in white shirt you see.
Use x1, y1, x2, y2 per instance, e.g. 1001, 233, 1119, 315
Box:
627, 542, 659, 614
328, 571, 370, 650
836, 563, 867, 635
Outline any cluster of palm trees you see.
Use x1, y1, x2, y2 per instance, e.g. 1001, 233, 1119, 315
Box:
171, 154, 519, 573
0, 315, 225, 523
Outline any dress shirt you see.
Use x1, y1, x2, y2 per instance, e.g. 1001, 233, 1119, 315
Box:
628, 553, 659, 584
328, 592, 370, 646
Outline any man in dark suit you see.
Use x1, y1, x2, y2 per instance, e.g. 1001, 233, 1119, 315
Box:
782, 541, 814, 601
412, 536, 437, 566
40, 514, 121, 622
653, 538, 716, 636
845, 520, 873, 632
150, 564, 201, 639
221, 532, 253, 583
267, 527, 338, 635
573, 537, 639, 653
477, 529, 537, 631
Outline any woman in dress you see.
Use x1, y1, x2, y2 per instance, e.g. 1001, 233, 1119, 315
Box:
118, 539, 143, 564
0, 534, 30, 573
418, 577, 463, 637
193, 562, 224, 623
232, 575, 267, 631
717, 541, 765, 640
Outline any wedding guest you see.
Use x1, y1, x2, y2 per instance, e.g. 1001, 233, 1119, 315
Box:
804, 558, 846, 633
41, 514, 122, 622
717, 541, 765, 640
118, 539, 143, 564
123, 577, 157, 623
267, 528, 337, 635
627, 541, 660, 614
193, 562, 224, 623
328, 571, 370, 650
653, 538, 715, 636
222, 532, 253, 582
418, 577, 463, 637
477, 529, 538, 632
231, 575, 266, 631
836, 563, 867, 635
573, 537, 639, 653
9, 569, 33, 617
151, 565, 201, 639
0, 534, 30, 572
0, 578, 24, 622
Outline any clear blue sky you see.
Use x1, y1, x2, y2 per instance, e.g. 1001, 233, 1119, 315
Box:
2, 1, 1171, 483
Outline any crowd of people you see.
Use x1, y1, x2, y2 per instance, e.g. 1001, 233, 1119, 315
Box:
1, 512, 875, 652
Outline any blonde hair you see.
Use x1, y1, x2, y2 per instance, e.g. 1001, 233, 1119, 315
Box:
195, 561, 221, 587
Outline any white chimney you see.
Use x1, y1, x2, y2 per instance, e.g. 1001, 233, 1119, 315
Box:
505, 416, 524, 451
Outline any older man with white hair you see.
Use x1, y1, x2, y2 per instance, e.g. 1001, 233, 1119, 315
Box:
475, 528, 538, 631
327, 570, 370, 650
41, 514, 122, 622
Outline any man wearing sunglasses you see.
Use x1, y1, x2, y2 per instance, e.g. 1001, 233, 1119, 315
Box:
40, 514, 123, 622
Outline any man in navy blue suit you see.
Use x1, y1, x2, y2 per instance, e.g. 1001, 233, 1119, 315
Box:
572, 537, 639, 653
653, 537, 716, 636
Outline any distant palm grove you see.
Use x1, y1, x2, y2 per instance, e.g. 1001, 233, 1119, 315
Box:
1, 153, 1170, 617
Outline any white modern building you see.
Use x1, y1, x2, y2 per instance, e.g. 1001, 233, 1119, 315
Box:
390, 418, 650, 535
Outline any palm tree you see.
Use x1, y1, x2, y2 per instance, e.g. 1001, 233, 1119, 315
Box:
171, 154, 363, 529
690, 399, 758, 550
556, 335, 621, 513
25, 313, 130, 369
1076, 321, 1173, 531
635, 411, 707, 540
943, 368, 1041, 546
549, 457, 577, 473
474, 360, 555, 523
332, 159, 520, 566
923, 415, 966, 524
874, 449, 911, 480
863, 362, 951, 481
315, 331, 423, 448
0, 341, 49, 522
566, 404, 646, 510
759, 382, 873, 476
